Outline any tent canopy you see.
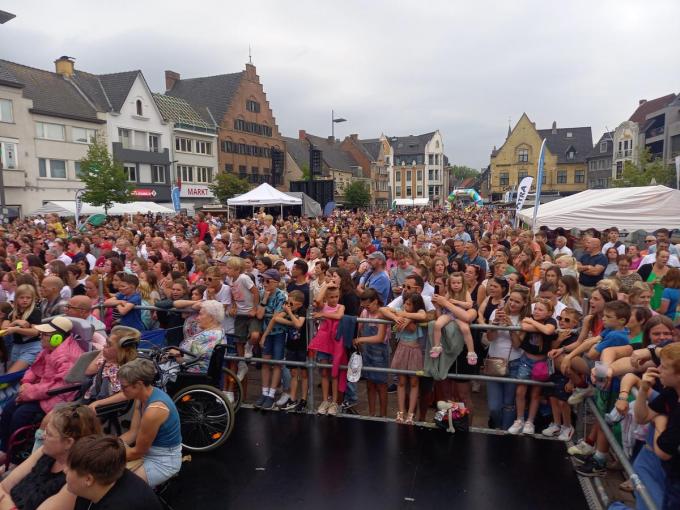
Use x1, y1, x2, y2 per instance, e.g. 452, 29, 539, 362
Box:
29, 201, 175, 217
227, 183, 302, 206
283, 192, 322, 217
518, 185, 680, 231
393, 198, 429, 207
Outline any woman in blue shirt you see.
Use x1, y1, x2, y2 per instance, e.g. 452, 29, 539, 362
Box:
119, 358, 182, 487
658, 268, 680, 321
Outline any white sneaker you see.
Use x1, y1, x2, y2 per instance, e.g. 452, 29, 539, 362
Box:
317, 400, 331, 415
567, 386, 595, 405
541, 423, 561, 437
276, 392, 291, 407
327, 402, 339, 416
244, 342, 254, 359
225, 391, 235, 404
507, 419, 525, 435
522, 421, 535, 435
237, 361, 248, 381
567, 439, 595, 456
558, 425, 574, 442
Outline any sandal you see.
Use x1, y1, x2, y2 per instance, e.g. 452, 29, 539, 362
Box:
396, 411, 405, 423
429, 345, 443, 358
405, 413, 415, 425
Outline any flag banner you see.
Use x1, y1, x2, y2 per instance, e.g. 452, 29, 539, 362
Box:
531, 138, 547, 231
171, 186, 181, 213
514, 176, 534, 227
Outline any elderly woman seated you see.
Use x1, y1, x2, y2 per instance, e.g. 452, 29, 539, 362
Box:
118, 358, 182, 487
0, 404, 101, 510
170, 299, 225, 373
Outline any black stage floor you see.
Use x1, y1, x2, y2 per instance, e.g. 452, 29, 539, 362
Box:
166, 410, 588, 510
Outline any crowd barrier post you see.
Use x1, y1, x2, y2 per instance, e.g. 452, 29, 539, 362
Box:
97, 275, 105, 320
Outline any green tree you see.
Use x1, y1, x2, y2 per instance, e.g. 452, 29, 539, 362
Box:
343, 180, 371, 209
78, 137, 133, 214
209, 171, 252, 203
300, 163, 312, 181
612, 147, 674, 187
449, 165, 479, 182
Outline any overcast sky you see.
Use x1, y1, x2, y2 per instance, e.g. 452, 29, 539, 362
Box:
2, 0, 679, 169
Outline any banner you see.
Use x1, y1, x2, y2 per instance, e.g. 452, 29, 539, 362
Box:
514, 176, 534, 227
171, 185, 181, 213
531, 138, 547, 232
75, 189, 84, 230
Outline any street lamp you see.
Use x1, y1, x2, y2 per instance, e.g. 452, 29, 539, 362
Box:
331, 110, 346, 140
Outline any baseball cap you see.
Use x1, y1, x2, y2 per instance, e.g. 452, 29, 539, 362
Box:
262, 268, 281, 282
346, 351, 363, 383
35, 317, 73, 335
367, 251, 386, 262
100, 241, 113, 250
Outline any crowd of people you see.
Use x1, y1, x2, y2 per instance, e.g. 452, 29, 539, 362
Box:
0, 207, 678, 509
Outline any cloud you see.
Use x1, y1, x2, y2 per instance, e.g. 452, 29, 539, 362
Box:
1, 0, 679, 169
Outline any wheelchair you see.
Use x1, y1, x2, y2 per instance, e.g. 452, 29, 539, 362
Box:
139, 343, 239, 453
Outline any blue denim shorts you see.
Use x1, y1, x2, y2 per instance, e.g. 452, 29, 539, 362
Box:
362, 343, 388, 384
225, 334, 239, 356
316, 351, 333, 364
142, 444, 182, 487
516, 354, 539, 381
263, 333, 286, 360
10, 341, 42, 365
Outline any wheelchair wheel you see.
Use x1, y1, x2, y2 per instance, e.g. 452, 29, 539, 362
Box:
172, 384, 235, 453
221, 367, 243, 412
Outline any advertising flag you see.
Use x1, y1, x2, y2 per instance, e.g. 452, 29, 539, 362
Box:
531, 138, 547, 231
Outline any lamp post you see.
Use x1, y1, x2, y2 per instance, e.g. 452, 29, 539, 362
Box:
331, 110, 346, 140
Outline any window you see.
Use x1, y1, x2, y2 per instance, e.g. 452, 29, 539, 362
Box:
385, 156, 390, 165
118, 128, 131, 148
75, 161, 84, 178
417, 170, 422, 181
406, 186, 412, 196
123, 164, 136, 182
195, 140, 212, 155
428, 154, 434, 165
567, 150, 575, 160
435, 154, 439, 165
136, 99, 143, 116
428, 169, 434, 180
225, 164, 234, 172
575, 170, 585, 183
0, 99, 13, 122
542, 173, 546, 184
566, 132, 573, 138
176, 137, 192, 153
238, 165, 247, 178
395, 170, 401, 181
518, 171, 528, 181
406, 170, 411, 181
0, 141, 18, 169
395, 186, 402, 197
616, 161, 623, 179
246, 100, 261, 113
134, 131, 147, 150
428, 185, 434, 196
557, 170, 567, 184
518, 149, 528, 162
38, 158, 67, 179
179, 165, 193, 182
152, 165, 165, 183
499, 173, 509, 186
149, 134, 160, 153
36, 122, 65, 141
221, 140, 270, 158
233, 118, 272, 137
600, 141, 607, 153
417, 185, 423, 196
72, 127, 96, 144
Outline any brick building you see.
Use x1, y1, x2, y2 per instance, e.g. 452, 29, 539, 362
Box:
164, 63, 286, 189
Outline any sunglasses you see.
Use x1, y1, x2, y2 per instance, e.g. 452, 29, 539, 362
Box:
645, 240, 655, 243
557, 316, 574, 323
206, 277, 220, 282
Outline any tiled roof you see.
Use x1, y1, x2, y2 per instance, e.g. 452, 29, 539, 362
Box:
537, 126, 593, 164
285, 134, 360, 173
0, 64, 22, 88
586, 132, 614, 160
0, 59, 102, 122
360, 138, 381, 160
166, 72, 243, 125
629, 94, 676, 124
153, 93, 214, 129
388, 132, 435, 156
97, 71, 140, 112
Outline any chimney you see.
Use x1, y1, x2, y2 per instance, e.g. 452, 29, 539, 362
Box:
551, 121, 557, 134
165, 70, 180, 92
639, 99, 647, 106
298, 129, 306, 141
350, 133, 358, 141
54, 56, 75, 78
327, 136, 335, 142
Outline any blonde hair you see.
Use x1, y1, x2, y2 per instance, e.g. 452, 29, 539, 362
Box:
11, 284, 37, 321
226, 256, 244, 272
660, 342, 680, 374
597, 278, 620, 295
138, 281, 153, 303
447, 272, 468, 301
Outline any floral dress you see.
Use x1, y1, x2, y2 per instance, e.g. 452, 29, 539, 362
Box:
179, 328, 225, 373
84, 357, 121, 401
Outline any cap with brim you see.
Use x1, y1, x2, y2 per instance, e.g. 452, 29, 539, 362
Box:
367, 252, 386, 262
35, 316, 73, 334
262, 268, 281, 282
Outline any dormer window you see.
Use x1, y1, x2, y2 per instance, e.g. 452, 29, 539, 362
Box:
600, 141, 607, 153
567, 150, 575, 160
566, 131, 573, 138
136, 99, 143, 116
518, 149, 528, 162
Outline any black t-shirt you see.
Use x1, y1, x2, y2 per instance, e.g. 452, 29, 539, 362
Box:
519, 317, 558, 356
285, 308, 308, 351
11, 307, 42, 345
649, 387, 680, 481
74, 470, 162, 510
340, 292, 361, 317
287, 281, 310, 310
72, 283, 87, 297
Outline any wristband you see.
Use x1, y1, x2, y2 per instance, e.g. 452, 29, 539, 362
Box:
616, 397, 628, 402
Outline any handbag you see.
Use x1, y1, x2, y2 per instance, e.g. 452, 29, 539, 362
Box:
531, 360, 550, 382
481, 342, 512, 377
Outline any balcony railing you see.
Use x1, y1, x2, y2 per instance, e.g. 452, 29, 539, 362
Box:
647, 126, 665, 138
615, 150, 632, 159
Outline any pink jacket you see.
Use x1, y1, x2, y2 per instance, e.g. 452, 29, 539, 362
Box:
21, 337, 85, 413
307, 318, 347, 393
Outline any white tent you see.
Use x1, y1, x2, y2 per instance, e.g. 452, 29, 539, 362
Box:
29, 201, 175, 217
227, 183, 302, 206
393, 198, 429, 207
518, 185, 680, 231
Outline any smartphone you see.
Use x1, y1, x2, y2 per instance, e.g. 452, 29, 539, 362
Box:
434, 284, 441, 295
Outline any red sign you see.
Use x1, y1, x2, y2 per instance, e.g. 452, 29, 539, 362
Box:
132, 189, 157, 198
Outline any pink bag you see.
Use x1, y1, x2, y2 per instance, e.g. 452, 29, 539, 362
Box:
531, 361, 550, 382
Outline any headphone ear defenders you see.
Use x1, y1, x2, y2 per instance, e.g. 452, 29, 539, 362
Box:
50, 333, 64, 348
